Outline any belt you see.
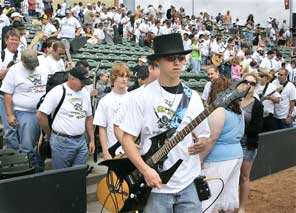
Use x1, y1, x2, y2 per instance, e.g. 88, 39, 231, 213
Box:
52, 129, 83, 139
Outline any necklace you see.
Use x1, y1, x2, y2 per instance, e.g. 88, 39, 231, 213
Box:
160, 83, 181, 108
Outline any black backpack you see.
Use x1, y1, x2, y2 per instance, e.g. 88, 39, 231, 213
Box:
37, 71, 69, 158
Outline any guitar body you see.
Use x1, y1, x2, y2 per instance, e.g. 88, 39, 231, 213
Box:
211, 54, 224, 67
98, 129, 183, 212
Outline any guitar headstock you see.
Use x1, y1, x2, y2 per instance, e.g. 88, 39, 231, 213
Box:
212, 81, 250, 108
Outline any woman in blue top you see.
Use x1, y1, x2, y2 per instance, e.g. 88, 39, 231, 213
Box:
200, 77, 246, 213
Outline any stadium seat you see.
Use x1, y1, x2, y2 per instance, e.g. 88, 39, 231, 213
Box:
0, 149, 35, 180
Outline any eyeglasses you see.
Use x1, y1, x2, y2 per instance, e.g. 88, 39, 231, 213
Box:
164, 55, 186, 62
243, 80, 256, 86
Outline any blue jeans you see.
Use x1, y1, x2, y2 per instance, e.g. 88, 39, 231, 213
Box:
6, 110, 43, 171
0, 96, 11, 144
273, 117, 293, 130
192, 60, 201, 73
50, 133, 88, 169
201, 55, 208, 66
144, 182, 202, 213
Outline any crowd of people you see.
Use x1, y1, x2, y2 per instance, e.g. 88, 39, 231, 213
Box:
0, 1, 295, 213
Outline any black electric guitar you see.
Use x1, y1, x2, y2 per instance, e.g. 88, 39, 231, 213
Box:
98, 83, 249, 212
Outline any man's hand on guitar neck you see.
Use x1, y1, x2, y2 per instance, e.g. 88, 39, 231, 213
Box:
142, 165, 162, 189
188, 133, 207, 155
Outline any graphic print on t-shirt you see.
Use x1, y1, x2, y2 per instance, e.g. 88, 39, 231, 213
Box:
69, 97, 87, 119
27, 73, 46, 93
154, 102, 175, 131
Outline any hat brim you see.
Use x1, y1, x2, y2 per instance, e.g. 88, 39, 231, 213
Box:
80, 78, 92, 85
147, 49, 192, 60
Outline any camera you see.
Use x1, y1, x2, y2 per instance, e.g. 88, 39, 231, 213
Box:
194, 175, 211, 201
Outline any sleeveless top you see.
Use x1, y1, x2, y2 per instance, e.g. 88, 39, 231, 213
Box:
205, 109, 244, 162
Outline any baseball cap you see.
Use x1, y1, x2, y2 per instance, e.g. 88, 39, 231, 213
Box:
21, 49, 39, 70
70, 67, 92, 85
40, 14, 48, 20
65, 8, 71, 14
11, 12, 24, 18
4, 0, 10, 6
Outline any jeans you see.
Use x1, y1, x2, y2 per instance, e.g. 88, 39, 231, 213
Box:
192, 60, 201, 73
144, 182, 202, 213
273, 117, 293, 130
0, 96, 10, 143
245, 31, 253, 42
201, 55, 208, 66
6, 110, 43, 171
220, 63, 232, 79
50, 133, 88, 169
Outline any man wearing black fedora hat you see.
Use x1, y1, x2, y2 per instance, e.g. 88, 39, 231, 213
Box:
119, 33, 210, 212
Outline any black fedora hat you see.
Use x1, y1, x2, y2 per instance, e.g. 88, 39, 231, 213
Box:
147, 33, 192, 60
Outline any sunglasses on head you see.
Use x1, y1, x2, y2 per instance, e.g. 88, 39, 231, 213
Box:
243, 80, 256, 86
164, 55, 186, 62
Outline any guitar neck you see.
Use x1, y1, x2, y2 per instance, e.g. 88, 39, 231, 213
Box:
149, 104, 215, 165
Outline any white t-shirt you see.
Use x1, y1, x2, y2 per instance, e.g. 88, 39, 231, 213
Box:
119, 81, 210, 193
93, 91, 128, 148
201, 81, 211, 102
286, 64, 296, 83
42, 23, 57, 36
0, 49, 21, 70
45, 55, 66, 75
58, 16, 81, 39
94, 28, 105, 40
0, 62, 47, 112
272, 79, 296, 119
255, 83, 281, 115
39, 83, 92, 135
260, 57, 273, 71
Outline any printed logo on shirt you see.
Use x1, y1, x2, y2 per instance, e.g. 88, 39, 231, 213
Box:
27, 74, 46, 93
69, 97, 87, 119
154, 104, 175, 131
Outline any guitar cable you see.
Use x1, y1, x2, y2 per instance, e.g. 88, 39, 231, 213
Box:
101, 169, 129, 213
202, 177, 224, 213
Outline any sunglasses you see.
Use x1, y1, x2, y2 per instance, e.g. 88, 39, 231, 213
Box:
278, 73, 286, 76
164, 55, 186, 62
259, 74, 267, 78
243, 80, 256, 86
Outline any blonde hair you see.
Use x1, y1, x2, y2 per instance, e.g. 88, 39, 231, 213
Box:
110, 63, 130, 85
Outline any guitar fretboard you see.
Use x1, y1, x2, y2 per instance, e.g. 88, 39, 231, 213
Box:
150, 104, 215, 165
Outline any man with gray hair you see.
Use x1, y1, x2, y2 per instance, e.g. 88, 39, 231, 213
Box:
0, 48, 47, 171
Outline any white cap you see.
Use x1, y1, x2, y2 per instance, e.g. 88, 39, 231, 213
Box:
11, 12, 24, 18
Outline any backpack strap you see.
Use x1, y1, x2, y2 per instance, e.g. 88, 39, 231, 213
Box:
50, 85, 66, 128
1, 50, 5, 62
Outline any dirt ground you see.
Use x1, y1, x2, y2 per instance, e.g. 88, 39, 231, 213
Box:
246, 166, 296, 213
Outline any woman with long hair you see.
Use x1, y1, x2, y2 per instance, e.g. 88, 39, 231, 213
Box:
238, 72, 264, 213
200, 77, 246, 213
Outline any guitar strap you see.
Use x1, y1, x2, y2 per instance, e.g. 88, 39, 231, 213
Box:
169, 82, 192, 129
157, 83, 192, 170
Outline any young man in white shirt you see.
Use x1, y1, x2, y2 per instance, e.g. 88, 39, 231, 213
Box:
40, 14, 58, 39
37, 66, 95, 169
272, 68, 296, 129
93, 63, 130, 160
45, 40, 66, 74
119, 33, 209, 212
1, 49, 47, 171
58, 8, 82, 40
256, 68, 280, 131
